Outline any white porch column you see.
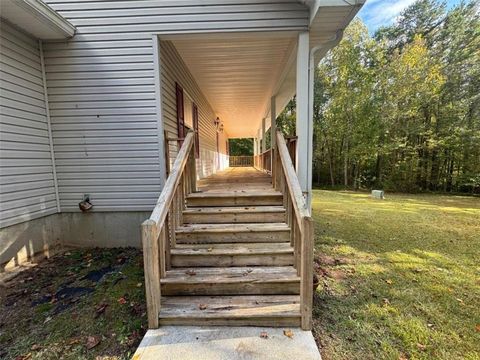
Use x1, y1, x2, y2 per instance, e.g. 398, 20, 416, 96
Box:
271, 96, 276, 148
296, 31, 311, 209
261, 117, 266, 153
271, 96, 277, 178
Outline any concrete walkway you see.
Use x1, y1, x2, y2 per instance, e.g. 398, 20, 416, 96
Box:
133, 326, 321, 360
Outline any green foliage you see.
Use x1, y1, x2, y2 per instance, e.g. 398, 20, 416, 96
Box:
228, 138, 254, 156
279, 0, 480, 193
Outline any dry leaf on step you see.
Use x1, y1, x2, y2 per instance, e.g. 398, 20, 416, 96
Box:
198, 303, 207, 310
283, 329, 294, 338
385, 279, 393, 285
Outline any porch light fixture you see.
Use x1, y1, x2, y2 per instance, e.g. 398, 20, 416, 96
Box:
214, 117, 224, 133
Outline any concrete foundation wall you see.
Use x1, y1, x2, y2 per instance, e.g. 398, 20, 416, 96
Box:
0, 211, 149, 271
59, 211, 150, 248
0, 214, 62, 271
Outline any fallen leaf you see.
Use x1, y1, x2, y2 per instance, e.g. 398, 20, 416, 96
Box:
198, 303, 207, 310
185, 270, 196, 276
456, 298, 464, 304
30, 344, 41, 351
427, 323, 434, 329
68, 338, 81, 345
44, 316, 52, 324
417, 343, 426, 351
15, 353, 32, 360
259, 331, 269, 339
86, 335, 101, 350
136, 282, 143, 287
385, 279, 393, 285
476, 324, 480, 332
207, 248, 213, 252
118, 297, 127, 305
95, 303, 108, 318
283, 329, 294, 338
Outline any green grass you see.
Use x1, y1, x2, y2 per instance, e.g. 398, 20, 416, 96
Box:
311, 191, 480, 360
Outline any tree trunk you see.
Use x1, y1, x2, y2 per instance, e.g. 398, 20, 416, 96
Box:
343, 139, 348, 187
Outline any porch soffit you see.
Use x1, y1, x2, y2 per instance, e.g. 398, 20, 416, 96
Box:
171, 32, 297, 138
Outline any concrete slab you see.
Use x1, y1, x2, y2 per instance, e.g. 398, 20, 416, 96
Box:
133, 326, 321, 360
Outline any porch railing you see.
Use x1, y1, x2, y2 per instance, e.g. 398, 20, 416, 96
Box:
229, 155, 253, 167
141, 131, 196, 328
273, 130, 314, 330
254, 149, 272, 173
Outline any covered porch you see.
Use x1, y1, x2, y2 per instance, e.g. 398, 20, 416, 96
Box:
156, 1, 363, 205
139, 0, 364, 338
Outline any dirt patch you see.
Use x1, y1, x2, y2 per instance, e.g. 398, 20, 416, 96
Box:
0, 248, 146, 360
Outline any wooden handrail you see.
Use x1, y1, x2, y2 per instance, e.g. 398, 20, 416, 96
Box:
150, 132, 194, 226
142, 131, 196, 328
275, 132, 309, 226
274, 130, 314, 331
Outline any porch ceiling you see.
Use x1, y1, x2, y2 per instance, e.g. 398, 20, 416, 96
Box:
172, 33, 297, 138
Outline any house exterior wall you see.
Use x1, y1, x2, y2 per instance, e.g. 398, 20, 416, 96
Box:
40, 0, 308, 212
0, 21, 58, 228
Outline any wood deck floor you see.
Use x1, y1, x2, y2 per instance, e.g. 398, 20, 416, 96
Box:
196, 167, 274, 193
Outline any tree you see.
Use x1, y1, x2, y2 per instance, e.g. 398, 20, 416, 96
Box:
276, 0, 480, 194
229, 138, 254, 156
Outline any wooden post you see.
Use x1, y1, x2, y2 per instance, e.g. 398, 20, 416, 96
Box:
271, 96, 276, 183
300, 216, 314, 330
141, 219, 160, 328
164, 130, 171, 176
189, 145, 197, 193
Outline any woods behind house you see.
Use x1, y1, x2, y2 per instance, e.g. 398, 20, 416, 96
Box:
277, 0, 480, 193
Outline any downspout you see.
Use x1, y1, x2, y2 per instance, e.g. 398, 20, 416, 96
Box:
306, 30, 343, 211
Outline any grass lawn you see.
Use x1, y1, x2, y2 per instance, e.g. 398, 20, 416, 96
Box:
311, 190, 480, 360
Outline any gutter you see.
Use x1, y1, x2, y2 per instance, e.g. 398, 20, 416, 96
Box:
6, 0, 76, 39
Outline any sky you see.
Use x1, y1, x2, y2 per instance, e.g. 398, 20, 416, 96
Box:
358, 0, 463, 35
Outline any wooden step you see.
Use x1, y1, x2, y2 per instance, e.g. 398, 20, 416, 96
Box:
175, 223, 290, 244
161, 266, 300, 296
171, 243, 294, 267
187, 191, 283, 207
183, 206, 285, 224
159, 295, 301, 326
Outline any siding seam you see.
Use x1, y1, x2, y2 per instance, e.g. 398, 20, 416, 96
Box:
152, 35, 166, 187
39, 40, 61, 213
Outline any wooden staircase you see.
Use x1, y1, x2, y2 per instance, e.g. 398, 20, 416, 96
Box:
160, 189, 300, 326
141, 131, 313, 330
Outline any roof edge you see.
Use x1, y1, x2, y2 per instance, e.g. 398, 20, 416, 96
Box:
3, 0, 75, 39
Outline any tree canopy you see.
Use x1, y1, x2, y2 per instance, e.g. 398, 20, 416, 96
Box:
278, 0, 480, 193
228, 138, 254, 156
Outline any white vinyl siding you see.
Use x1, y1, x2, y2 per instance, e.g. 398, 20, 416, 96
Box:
40, 0, 308, 211
0, 21, 57, 228
160, 41, 220, 178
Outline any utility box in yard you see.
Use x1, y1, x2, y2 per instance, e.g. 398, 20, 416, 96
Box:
371, 190, 385, 199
